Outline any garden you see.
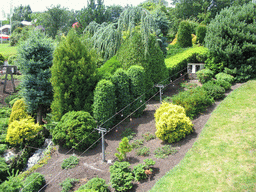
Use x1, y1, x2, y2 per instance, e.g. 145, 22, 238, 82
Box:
0, 1, 256, 192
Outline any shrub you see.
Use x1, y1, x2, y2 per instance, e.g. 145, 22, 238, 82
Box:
0, 171, 23, 192
196, 68, 214, 84
215, 73, 235, 84
52, 111, 99, 151
202, 81, 225, 100
112, 69, 130, 120
4, 94, 21, 108
216, 79, 231, 90
61, 156, 79, 169
109, 161, 134, 191
7, 55, 17, 66
131, 139, 144, 149
9, 99, 29, 125
154, 145, 177, 159
136, 147, 150, 156
121, 128, 136, 141
115, 137, 133, 161
22, 172, 46, 192
196, 25, 207, 45
142, 132, 156, 141
172, 87, 214, 119
143, 158, 156, 168
60, 178, 79, 192
155, 103, 193, 143
93, 79, 116, 128
51, 29, 97, 121
177, 20, 192, 48
78, 177, 109, 192
205, 3, 256, 81
0, 54, 5, 66
6, 118, 42, 146
127, 65, 146, 117
97, 56, 122, 80
132, 164, 147, 181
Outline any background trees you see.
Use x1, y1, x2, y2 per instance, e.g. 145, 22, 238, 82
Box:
11, 5, 32, 22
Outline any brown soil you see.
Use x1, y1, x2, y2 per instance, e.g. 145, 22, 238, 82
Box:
0, 78, 243, 192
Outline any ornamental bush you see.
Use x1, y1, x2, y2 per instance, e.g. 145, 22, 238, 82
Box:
0, 54, 4, 66
215, 72, 234, 84
22, 172, 46, 192
97, 56, 122, 80
109, 161, 134, 192
112, 69, 130, 120
132, 164, 147, 181
202, 81, 225, 100
205, 3, 256, 81
9, 99, 29, 125
196, 25, 207, 45
196, 68, 214, 84
155, 103, 193, 143
172, 87, 214, 119
52, 111, 99, 151
216, 79, 231, 90
115, 137, 133, 161
127, 65, 146, 117
93, 79, 116, 128
77, 177, 109, 192
177, 20, 192, 48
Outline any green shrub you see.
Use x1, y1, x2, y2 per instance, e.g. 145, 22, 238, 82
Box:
155, 103, 193, 143
97, 56, 122, 80
51, 29, 97, 121
78, 177, 109, 192
115, 137, 133, 161
7, 55, 17, 66
154, 145, 177, 159
216, 79, 231, 90
109, 161, 134, 191
136, 147, 150, 156
202, 81, 225, 100
143, 158, 156, 168
142, 132, 156, 141
196, 25, 207, 45
132, 164, 147, 181
0, 107, 11, 118
52, 111, 99, 151
0, 144, 7, 155
0, 54, 4, 66
60, 178, 79, 192
61, 156, 79, 169
131, 139, 144, 149
205, 3, 256, 81
22, 172, 46, 192
196, 68, 214, 84
121, 128, 136, 141
112, 69, 130, 120
172, 87, 214, 119
93, 79, 116, 128
9, 99, 30, 125
0, 171, 23, 192
177, 20, 192, 48
127, 65, 146, 117
215, 73, 235, 84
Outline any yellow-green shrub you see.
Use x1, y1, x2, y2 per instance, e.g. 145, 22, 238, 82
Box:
6, 118, 42, 145
9, 99, 29, 124
155, 103, 193, 143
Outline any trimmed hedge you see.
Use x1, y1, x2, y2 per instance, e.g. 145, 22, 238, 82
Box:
93, 79, 116, 128
196, 25, 207, 45
215, 73, 235, 84
127, 65, 146, 117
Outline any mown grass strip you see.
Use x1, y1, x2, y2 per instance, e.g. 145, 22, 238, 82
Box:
150, 80, 256, 192
0, 44, 17, 59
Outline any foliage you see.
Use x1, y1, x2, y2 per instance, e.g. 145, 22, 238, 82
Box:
22, 172, 46, 192
10, 26, 33, 46
205, 3, 256, 82
216, 80, 231, 91
143, 158, 156, 168
115, 137, 133, 161
0, 170, 23, 191
196, 25, 207, 45
0, 157, 9, 184
9, 99, 29, 124
155, 102, 193, 143
60, 178, 79, 192
0, 54, 4, 66
177, 21, 192, 48
131, 139, 144, 149
7, 55, 17, 66
121, 128, 136, 141
196, 68, 214, 84
109, 161, 134, 191
172, 87, 214, 119
142, 132, 156, 141
0, 107, 11, 118
154, 145, 178, 159
215, 73, 234, 84
93, 79, 116, 128
136, 147, 150, 156
180, 82, 198, 90
202, 81, 225, 100
165, 46, 208, 77
0, 144, 7, 155
133, 164, 147, 181
61, 156, 79, 169
52, 111, 99, 151
112, 69, 130, 120
51, 29, 97, 121
18, 30, 54, 124
78, 177, 109, 192
4, 93, 22, 108
11, 5, 32, 22
6, 118, 42, 146
97, 56, 122, 80
127, 65, 146, 117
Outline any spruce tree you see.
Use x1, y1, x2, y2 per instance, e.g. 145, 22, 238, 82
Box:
51, 29, 97, 121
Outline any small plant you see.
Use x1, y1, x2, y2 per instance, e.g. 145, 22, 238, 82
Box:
60, 178, 79, 192
61, 156, 79, 169
136, 147, 150, 156
143, 158, 156, 169
77, 177, 109, 192
202, 80, 225, 100
121, 128, 136, 141
196, 68, 214, 84
154, 145, 177, 159
22, 172, 46, 192
142, 132, 156, 141
131, 139, 144, 149
115, 137, 133, 161
180, 82, 198, 90
132, 164, 147, 181
215, 72, 234, 84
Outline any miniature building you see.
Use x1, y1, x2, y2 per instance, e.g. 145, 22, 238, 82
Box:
187, 63, 205, 80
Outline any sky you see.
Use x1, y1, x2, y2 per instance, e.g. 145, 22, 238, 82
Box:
0, 0, 172, 20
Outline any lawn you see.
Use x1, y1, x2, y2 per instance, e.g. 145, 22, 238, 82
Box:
150, 80, 256, 192
0, 44, 17, 59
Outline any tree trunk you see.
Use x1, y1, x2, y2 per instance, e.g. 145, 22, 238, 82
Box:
37, 104, 43, 125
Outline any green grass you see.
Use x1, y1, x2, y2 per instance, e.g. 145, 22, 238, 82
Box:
0, 74, 22, 80
0, 44, 17, 59
150, 80, 256, 192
